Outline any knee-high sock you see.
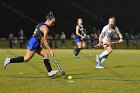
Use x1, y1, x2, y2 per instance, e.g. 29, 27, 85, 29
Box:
99, 50, 109, 58
101, 55, 109, 64
75, 48, 81, 56
10, 56, 24, 63
44, 59, 52, 72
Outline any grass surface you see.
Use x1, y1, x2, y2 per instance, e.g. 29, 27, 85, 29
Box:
0, 49, 140, 93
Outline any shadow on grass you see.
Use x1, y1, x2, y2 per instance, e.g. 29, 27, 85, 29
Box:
4, 75, 48, 78
110, 65, 140, 68
51, 72, 91, 79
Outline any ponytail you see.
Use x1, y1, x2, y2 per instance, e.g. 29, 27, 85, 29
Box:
46, 11, 55, 20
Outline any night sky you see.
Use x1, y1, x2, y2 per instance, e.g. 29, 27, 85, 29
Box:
0, 0, 140, 38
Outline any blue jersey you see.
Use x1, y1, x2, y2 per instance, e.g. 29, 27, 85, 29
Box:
27, 23, 49, 51
33, 23, 48, 40
76, 25, 86, 39
74, 25, 86, 43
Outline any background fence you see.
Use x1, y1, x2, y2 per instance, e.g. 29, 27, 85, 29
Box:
0, 38, 140, 49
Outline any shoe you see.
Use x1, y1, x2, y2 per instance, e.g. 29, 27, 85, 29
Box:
95, 64, 104, 69
4, 58, 10, 69
96, 54, 101, 63
74, 56, 80, 58
48, 70, 59, 77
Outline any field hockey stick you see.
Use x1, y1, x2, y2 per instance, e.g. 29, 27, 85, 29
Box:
93, 41, 119, 48
105, 41, 119, 45
93, 43, 102, 48
52, 56, 65, 75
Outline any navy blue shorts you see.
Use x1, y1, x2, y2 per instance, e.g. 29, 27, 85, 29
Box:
27, 37, 40, 51
74, 38, 81, 43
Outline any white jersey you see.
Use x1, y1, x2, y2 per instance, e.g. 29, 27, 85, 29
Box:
101, 25, 119, 43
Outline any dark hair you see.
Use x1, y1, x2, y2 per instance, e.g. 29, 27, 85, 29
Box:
77, 18, 83, 25
46, 11, 55, 20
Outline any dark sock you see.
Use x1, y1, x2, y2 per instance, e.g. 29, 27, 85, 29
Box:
10, 56, 24, 63
44, 59, 52, 72
81, 48, 84, 50
75, 48, 81, 56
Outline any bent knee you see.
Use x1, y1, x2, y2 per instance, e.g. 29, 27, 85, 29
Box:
42, 54, 49, 59
24, 57, 30, 62
82, 44, 86, 48
43, 54, 49, 59
108, 49, 112, 53
83, 45, 86, 48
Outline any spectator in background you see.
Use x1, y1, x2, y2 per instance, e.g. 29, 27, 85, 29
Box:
124, 33, 130, 49
8, 32, 14, 48
48, 34, 53, 48
19, 35, 24, 48
13, 36, 17, 48
71, 33, 76, 48
18, 28, 24, 48
85, 35, 90, 49
60, 32, 66, 48
18, 28, 24, 36
130, 34, 137, 49
90, 31, 98, 48
54, 34, 59, 48
97, 29, 101, 36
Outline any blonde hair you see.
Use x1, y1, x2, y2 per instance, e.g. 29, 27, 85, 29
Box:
109, 17, 116, 21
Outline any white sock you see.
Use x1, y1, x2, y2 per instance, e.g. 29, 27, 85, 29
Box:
99, 50, 109, 58
101, 58, 106, 64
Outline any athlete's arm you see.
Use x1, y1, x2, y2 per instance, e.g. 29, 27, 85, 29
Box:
116, 31, 123, 43
83, 32, 86, 38
115, 27, 123, 43
76, 25, 84, 38
40, 37, 43, 47
41, 25, 54, 56
99, 32, 104, 44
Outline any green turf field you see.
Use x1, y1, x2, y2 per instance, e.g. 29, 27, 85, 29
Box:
0, 49, 140, 93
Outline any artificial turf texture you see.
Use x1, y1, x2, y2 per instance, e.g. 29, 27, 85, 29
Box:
0, 49, 140, 93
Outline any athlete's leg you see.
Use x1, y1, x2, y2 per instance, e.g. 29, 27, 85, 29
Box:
101, 55, 109, 64
36, 48, 52, 72
96, 44, 112, 69
81, 41, 86, 49
36, 48, 58, 76
75, 42, 82, 56
10, 49, 35, 62
99, 45, 112, 59
24, 49, 36, 61
4, 49, 35, 69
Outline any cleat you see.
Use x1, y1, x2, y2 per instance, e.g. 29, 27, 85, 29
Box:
95, 64, 104, 69
4, 58, 10, 69
48, 70, 58, 77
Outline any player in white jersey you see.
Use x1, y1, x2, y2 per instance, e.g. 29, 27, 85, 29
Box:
96, 17, 123, 69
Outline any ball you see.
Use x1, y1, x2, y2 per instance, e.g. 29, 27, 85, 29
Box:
68, 76, 72, 79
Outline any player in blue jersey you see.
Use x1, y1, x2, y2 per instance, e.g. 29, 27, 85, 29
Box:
73, 18, 86, 58
4, 11, 58, 77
